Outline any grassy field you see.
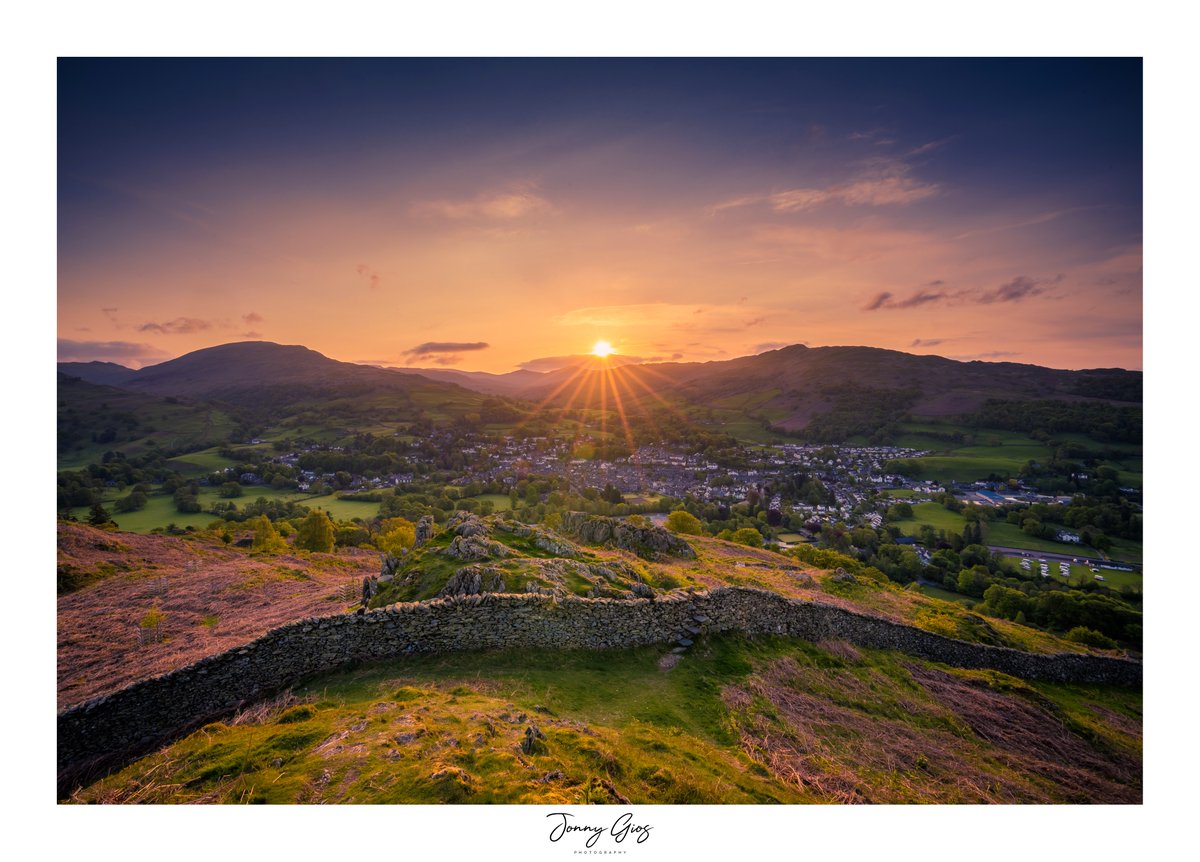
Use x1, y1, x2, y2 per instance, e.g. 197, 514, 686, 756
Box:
462, 493, 513, 512
894, 503, 1144, 567
68, 486, 382, 532
886, 421, 1143, 488
70, 634, 1142, 804
1002, 556, 1143, 592
917, 583, 975, 606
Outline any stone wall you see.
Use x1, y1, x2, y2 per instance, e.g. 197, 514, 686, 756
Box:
57, 587, 1141, 796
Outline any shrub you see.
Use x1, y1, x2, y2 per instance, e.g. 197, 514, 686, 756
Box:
665, 510, 704, 536
729, 527, 763, 548
1065, 626, 1118, 649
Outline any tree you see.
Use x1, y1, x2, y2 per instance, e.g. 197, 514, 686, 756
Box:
219, 481, 244, 498
377, 517, 416, 556
730, 527, 763, 548
665, 510, 704, 536
250, 515, 287, 553
87, 501, 113, 526
113, 491, 148, 513
294, 509, 335, 553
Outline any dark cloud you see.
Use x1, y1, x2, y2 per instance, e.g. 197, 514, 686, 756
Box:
101, 307, 121, 327
976, 274, 1064, 304
57, 338, 171, 367
404, 341, 490, 361
138, 317, 216, 335
868, 275, 1060, 312
242, 311, 264, 325
865, 289, 949, 311
355, 264, 381, 290
910, 338, 945, 347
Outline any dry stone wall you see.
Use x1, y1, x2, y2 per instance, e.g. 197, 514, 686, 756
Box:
58, 586, 1141, 796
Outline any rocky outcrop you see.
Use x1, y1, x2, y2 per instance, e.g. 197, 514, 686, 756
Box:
440, 565, 507, 597
447, 511, 489, 538
494, 520, 582, 557
559, 512, 697, 560
440, 534, 511, 562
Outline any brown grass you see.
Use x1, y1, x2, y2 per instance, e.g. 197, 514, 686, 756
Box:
57, 523, 378, 709
723, 656, 1139, 803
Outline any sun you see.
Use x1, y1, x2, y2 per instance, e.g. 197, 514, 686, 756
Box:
591, 339, 616, 358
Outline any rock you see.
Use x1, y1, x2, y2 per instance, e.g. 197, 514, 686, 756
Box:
521, 724, 547, 755
831, 569, 858, 584
439, 565, 506, 597
684, 625, 701, 636
559, 512, 697, 560
630, 582, 656, 599
448, 511, 490, 538
440, 534, 510, 562
380, 552, 404, 579
671, 646, 687, 654
677, 637, 694, 647
414, 515, 435, 548
693, 614, 711, 624
540, 770, 564, 782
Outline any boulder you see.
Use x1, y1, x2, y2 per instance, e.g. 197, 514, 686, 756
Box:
559, 512, 696, 560
414, 515, 435, 547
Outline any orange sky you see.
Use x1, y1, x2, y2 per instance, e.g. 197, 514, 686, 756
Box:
58, 59, 1142, 372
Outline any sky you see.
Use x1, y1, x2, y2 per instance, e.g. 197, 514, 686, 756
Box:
57, 58, 1142, 372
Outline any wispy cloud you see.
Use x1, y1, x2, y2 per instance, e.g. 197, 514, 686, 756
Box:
57, 338, 171, 367
355, 264, 382, 290
403, 341, 490, 366
137, 317, 219, 335
910, 338, 946, 347
977, 274, 1064, 304
412, 184, 554, 221
710, 156, 939, 215
950, 350, 1022, 361
866, 275, 1064, 312
242, 311, 264, 325
864, 288, 954, 311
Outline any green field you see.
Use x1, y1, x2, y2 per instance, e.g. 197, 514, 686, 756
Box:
68, 486, 382, 532
895, 503, 1143, 566
1003, 556, 1143, 592
917, 583, 975, 606
895, 502, 971, 534
884, 421, 1143, 488
462, 493, 513, 512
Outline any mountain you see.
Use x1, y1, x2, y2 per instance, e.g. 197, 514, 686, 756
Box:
57, 361, 138, 388
59, 341, 485, 411
57, 373, 240, 465
386, 366, 550, 397
485, 344, 1141, 430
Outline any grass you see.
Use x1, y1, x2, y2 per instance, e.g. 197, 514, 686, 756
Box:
894, 503, 1143, 567
887, 421, 1143, 487
461, 493, 513, 512
918, 584, 975, 606
67, 486, 384, 533
1002, 556, 1143, 592
70, 634, 1141, 804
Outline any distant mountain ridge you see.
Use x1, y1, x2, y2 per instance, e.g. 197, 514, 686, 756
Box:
58, 341, 482, 408
58, 341, 1141, 433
